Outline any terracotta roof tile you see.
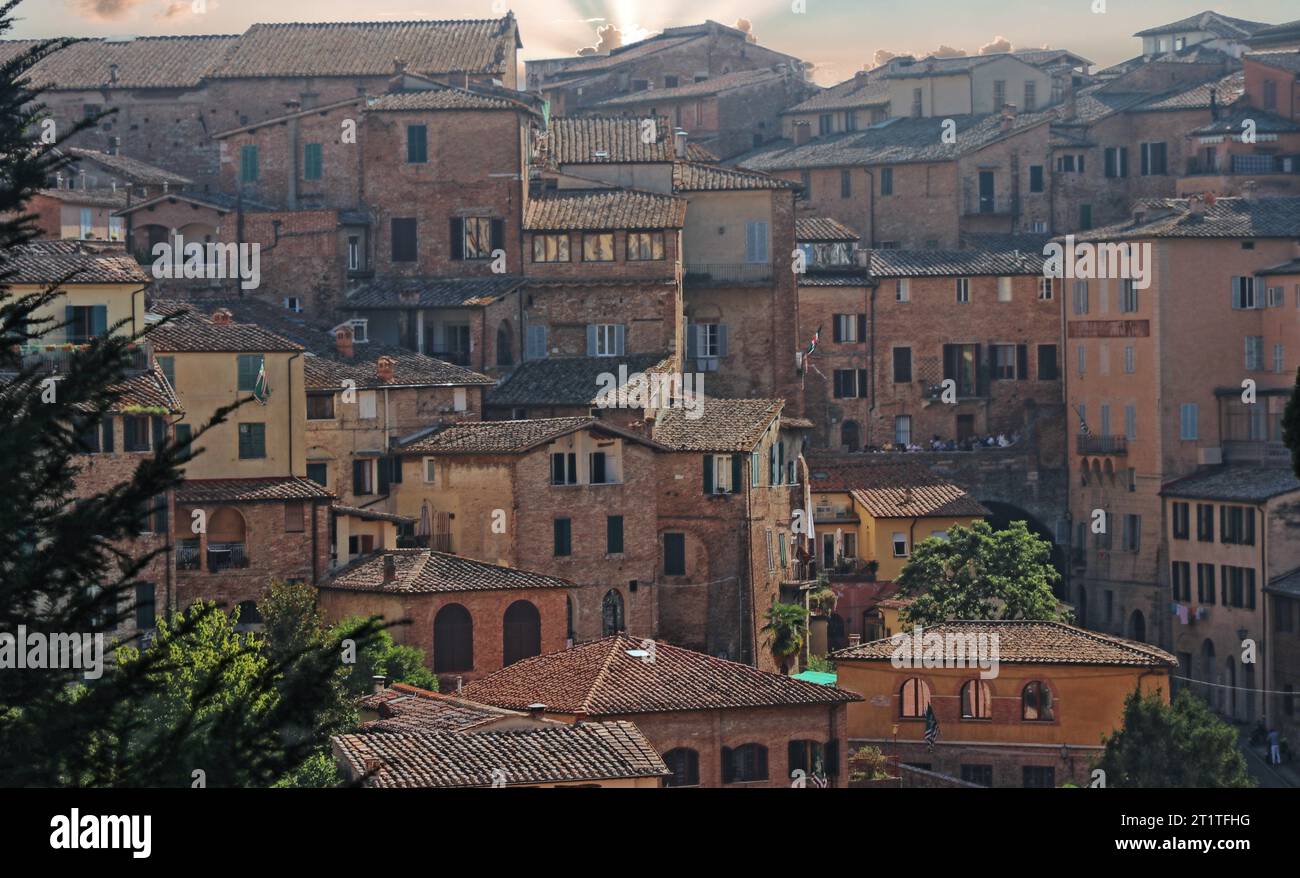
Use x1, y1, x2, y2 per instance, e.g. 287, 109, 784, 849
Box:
344, 275, 523, 310
65, 148, 194, 187
147, 308, 303, 353
1134, 11, 1271, 38
524, 188, 686, 231
332, 505, 415, 526
1161, 466, 1300, 502
176, 477, 332, 504
652, 398, 784, 452
672, 161, 795, 191
464, 633, 862, 715
783, 74, 890, 113
1075, 196, 1300, 241
11, 35, 239, 90
685, 142, 720, 162
206, 17, 517, 79
544, 116, 675, 165
0, 241, 149, 285
359, 684, 525, 732
796, 216, 859, 241
320, 548, 571, 594
867, 247, 1045, 277
398, 416, 655, 455
487, 354, 671, 407
544, 34, 704, 76
833, 620, 1177, 667
306, 348, 493, 390
809, 460, 988, 518
1133, 71, 1244, 111
103, 364, 182, 414
332, 721, 668, 787
366, 86, 523, 113
36, 188, 129, 209
594, 69, 788, 107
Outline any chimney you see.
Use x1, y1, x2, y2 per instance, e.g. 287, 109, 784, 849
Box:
393, 57, 408, 76
1209, 88, 1218, 121
375, 355, 396, 383
1000, 104, 1017, 133
362, 757, 384, 774
108, 63, 119, 86
794, 120, 811, 146
211, 308, 233, 325
162, 180, 169, 193
1242, 180, 1258, 201
1188, 194, 1206, 217
526, 703, 547, 721
371, 675, 386, 695
1063, 79, 1077, 121
673, 128, 688, 159
382, 553, 397, 583
78, 168, 87, 190
848, 633, 862, 647
335, 326, 354, 358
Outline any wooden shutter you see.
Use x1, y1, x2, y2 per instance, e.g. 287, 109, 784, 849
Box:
788, 741, 806, 775
352, 460, 366, 495
1017, 344, 1028, 380
390, 455, 402, 484
857, 369, 868, 398
449, 218, 464, 260
717, 324, 728, 357
832, 319, 843, 343
92, 305, 108, 337
590, 452, 606, 484
702, 455, 714, 494
490, 218, 505, 251
151, 416, 165, 450
825, 740, 840, 777
731, 454, 742, 494
721, 747, 735, 783
586, 324, 598, 355
857, 314, 867, 342
101, 417, 114, 452
376, 455, 390, 494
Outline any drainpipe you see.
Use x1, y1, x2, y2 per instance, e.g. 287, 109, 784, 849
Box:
288, 351, 300, 471
867, 284, 877, 449
744, 458, 756, 666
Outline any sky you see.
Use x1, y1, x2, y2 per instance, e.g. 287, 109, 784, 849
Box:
6, 0, 1298, 86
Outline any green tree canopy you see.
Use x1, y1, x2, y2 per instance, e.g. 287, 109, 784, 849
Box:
895, 520, 1064, 627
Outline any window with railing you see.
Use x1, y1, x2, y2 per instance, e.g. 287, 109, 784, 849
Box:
207, 542, 249, 572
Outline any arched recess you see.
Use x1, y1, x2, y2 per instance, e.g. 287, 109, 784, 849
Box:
503, 599, 541, 666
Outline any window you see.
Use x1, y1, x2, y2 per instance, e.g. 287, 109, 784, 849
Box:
892, 532, 908, 557
1231, 277, 1259, 309
895, 278, 910, 302
460, 217, 496, 260
744, 220, 769, 262
1196, 504, 1215, 542
664, 75, 679, 88
1038, 344, 1058, 380
1179, 403, 1198, 440
817, 113, 833, 136
134, 582, 156, 631
532, 233, 570, 262
1072, 280, 1089, 315
1275, 344, 1285, 374
1023, 766, 1056, 788
899, 677, 930, 717
1220, 506, 1255, 546
391, 218, 417, 262
1024, 80, 1037, 111
501, 599, 542, 667
553, 518, 572, 556
1038, 277, 1052, 299
833, 314, 864, 343
433, 604, 473, 672
960, 680, 992, 719
122, 415, 151, 453
65, 304, 107, 343
587, 452, 609, 485
1245, 336, 1264, 371
893, 347, 912, 383
1119, 279, 1138, 313
606, 516, 624, 555
961, 764, 993, 787
1022, 681, 1054, 721
1029, 165, 1044, 193
1197, 563, 1216, 604
894, 415, 911, 446
352, 459, 375, 495
799, 170, 811, 199
303, 142, 323, 180
1140, 142, 1167, 176
1172, 502, 1189, 539
550, 452, 577, 485
1123, 345, 1135, 374
306, 462, 327, 486
406, 124, 428, 163
239, 144, 258, 182
1079, 204, 1092, 229
108, 215, 123, 242
358, 390, 377, 419
347, 235, 361, 271
832, 369, 868, 398
955, 277, 970, 303
1077, 344, 1086, 376
722, 744, 768, 783
993, 344, 1018, 380
526, 324, 548, 360
78, 207, 93, 240
1263, 79, 1278, 110
155, 355, 176, 390
283, 500, 304, 533
704, 453, 739, 495
1171, 561, 1191, 601
307, 393, 335, 420
237, 423, 266, 459
880, 167, 893, 195
1104, 146, 1128, 178
587, 324, 624, 357
993, 79, 1006, 108
582, 232, 615, 262
663, 533, 686, 576
626, 231, 664, 261
840, 169, 852, 198
996, 277, 1013, 302
1124, 404, 1136, 440
663, 749, 699, 787
1122, 514, 1141, 552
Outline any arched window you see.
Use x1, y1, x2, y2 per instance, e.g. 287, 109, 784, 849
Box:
900, 677, 931, 718
960, 679, 992, 719
1130, 609, 1146, 643
1022, 681, 1054, 721
722, 743, 768, 783
433, 603, 473, 672
841, 420, 860, 452
663, 748, 700, 787
601, 589, 625, 636
502, 599, 541, 666
236, 600, 263, 626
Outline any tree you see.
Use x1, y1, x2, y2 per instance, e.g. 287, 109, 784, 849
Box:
895, 520, 1064, 627
761, 602, 808, 674
1095, 688, 1254, 788
0, 0, 384, 786
1282, 366, 1300, 480
328, 616, 439, 697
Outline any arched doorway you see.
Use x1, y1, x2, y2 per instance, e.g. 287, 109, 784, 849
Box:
601, 589, 625, 636
503, 600, 541, 666
1129, 609, 1146, 643
841, 420, 860, 452
433, 603, 473, 672
207, 506, 247, 571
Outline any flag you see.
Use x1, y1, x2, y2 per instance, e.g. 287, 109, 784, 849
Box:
253, 360, 270, 405
805, 325, 821, 357
1075, 404, 1091, 436
923, 704, 940, 751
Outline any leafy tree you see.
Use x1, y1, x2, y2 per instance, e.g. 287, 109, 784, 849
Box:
0, 0, 384, 786
761, 602, 808, 673
1095, 688, 1254, 788
895, 520, 1065, 627
328, 616, 438, 696
1282, 366, 1300, 480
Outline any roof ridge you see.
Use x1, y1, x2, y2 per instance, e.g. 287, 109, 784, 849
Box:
581, 635, 634, 715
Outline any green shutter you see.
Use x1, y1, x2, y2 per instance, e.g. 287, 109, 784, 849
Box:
407, 125, 428, 163
240, 145, 258, 182
304, 143, 323, 180
702, 455, 714, 494
731, 454, 742, 494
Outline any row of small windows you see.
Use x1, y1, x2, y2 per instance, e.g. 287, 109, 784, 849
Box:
531, 231, 665, 263
891, 276, 1053, 304
661, 740, 840, 786
1170, 502, 1256, 545
899, 678, 1055, 721
1170, 560, 1257, 609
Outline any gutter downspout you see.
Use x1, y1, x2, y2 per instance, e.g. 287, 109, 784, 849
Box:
867, 283, 877, 449
288, 351, 300, 472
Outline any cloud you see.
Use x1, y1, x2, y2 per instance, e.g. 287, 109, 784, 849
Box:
576, 23, 623, 55
158, 0, 188, 17
979, 35, 1014, 55
929, 44, 964, 58
734, 18, 758, 44
71, 0, 145, 18
872, 49, 900, 68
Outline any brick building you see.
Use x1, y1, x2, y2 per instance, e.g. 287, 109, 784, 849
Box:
463, 633, 861, 788
833, 620, 1176, 787
317, 548, 572, 686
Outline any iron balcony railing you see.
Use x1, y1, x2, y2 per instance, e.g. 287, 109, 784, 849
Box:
207, 542, 249, 572
177, 539, 202, 571
1, 341, 151, 375
683, 262, 773, 284
1077, 434, 1128, 455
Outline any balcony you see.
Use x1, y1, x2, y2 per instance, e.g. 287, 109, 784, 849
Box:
1077, 434, 1127, 455
207, 542, 249, 572
428, 349, 471, 367
177, 539, 201, 571
683, 262, 773, 285
0, 341, 151, 376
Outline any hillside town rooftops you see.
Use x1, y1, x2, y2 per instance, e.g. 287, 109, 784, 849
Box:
147, 307, 304, 353
1161, 466, 1300, 502
795, 216, 859, 241
305, 348, 493, 390
365, 84, 528, 113
320, 547, 572, 594
1075, 196, 1300, 241
543, 116, 677, 165
63, 147, 195, 188
34, 187, 128, 209
1247, 50, 1300, 72
808, 460, 989, 518
1133, 11, 1272, 39
867, 246, 1045, 277
0, 35, 239, 90
593, 69, 792, 107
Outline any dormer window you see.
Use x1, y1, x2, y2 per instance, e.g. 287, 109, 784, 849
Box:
348, 319, 368, 343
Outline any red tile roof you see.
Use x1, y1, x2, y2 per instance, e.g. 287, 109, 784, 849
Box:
832, 620, 1177, 667
320, 548, 572, 595
398, 416, 658, 455
359, 684, 527, 733
809, 460, 989, 519
463, 633, 862, 716
524, 188, 686, 231
795, 216, 859, 241
0, 241, 150, 285
652, 398, 784, 452
544, 116, 676, 165
175, 477, 332, 504
672, 161, 796, 192
10, 35, 240, 90
147, 308, 303, 354
332, 721, 668, 787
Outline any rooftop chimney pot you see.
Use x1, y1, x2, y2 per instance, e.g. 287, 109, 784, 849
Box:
382, 553, 397, 583
335, 326, 355, 358
794, 120, 811, 146
211, 308, 233, 326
